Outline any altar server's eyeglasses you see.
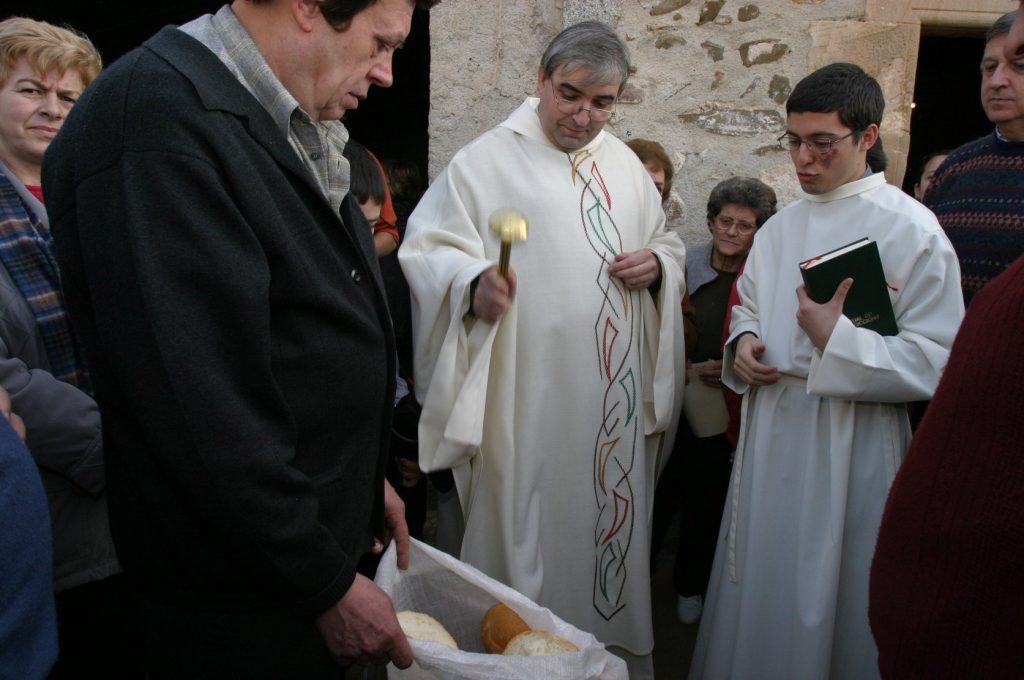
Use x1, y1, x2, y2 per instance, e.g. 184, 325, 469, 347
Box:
777, 130, 858, 156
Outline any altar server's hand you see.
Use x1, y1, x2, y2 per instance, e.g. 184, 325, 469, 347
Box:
733, 333, 780, 386
796, 278, 852, 351
316, 574, 413, 669
608, 249, 661, 289
472, 267, 517, 323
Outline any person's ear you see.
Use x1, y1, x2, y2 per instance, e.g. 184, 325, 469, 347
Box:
535, 66, 547, 97
860, 123, 879, 151
292, 0, 320, 32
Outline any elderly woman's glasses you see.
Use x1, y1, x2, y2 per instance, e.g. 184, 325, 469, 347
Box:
713, 216, 756, 235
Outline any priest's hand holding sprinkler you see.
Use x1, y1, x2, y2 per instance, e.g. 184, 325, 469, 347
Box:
470, 209, 529, 323
489, 208, 529, 279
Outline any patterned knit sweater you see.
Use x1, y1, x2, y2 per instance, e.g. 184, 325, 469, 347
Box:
925, 131, 1024, 306
869, 254, 1024, 679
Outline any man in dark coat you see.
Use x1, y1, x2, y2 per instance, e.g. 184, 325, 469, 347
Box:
42, 0, 438, 676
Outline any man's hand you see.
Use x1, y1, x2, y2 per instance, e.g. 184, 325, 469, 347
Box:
696, 359, 724, 388
733, 333, 780, 386
373, 480, 410, 570
796, 279, 852, 351
472, 267, 517, 323
316, 574, 414, 668
608, 249, 661, 289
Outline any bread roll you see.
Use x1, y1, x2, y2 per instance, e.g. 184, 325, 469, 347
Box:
502, 629, 579, 656
480, 603, 531, 654
397, 610, 459, 649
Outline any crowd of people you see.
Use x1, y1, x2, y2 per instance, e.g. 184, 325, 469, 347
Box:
1, 1, 1022, 679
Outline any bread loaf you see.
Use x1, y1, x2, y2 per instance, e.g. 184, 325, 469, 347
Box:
502, 630, 580, 656
480, 603, 531, 654
397, 610, 459, 649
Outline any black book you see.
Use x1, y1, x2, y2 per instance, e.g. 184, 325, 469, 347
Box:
799, 237, 899, 336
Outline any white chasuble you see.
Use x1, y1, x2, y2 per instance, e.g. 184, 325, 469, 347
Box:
689, 173, 965, 680
400, 98, 687, 653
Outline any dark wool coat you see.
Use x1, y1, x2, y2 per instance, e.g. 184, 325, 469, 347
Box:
43, 27, 396, 620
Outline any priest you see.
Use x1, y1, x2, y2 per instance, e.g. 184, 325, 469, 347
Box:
399, 21, 686, 678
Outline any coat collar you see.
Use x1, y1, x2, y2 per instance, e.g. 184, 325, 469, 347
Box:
142, 27, 315, 196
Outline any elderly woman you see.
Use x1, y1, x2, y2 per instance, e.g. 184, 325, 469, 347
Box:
0, 18, 141, 676
652, 176, 777, 625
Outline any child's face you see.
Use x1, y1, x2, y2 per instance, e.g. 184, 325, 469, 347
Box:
359, 198, 382, 227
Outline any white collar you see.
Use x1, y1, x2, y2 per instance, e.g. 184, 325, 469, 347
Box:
802, 171, 886, 203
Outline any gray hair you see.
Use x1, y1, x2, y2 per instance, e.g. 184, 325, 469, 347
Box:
986, 10, 1017, 44
706, 176, 779, 228
540, 21, 631, 92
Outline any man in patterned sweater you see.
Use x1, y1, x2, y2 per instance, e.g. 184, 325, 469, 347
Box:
925, 10, 1024, 305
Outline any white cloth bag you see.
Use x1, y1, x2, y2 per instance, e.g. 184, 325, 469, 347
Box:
375, 538, 628, 680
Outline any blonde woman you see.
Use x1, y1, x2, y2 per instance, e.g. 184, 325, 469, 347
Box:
0, 17, 141, 677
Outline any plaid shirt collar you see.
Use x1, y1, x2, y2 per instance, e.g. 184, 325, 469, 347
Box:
180, 7, 350, 212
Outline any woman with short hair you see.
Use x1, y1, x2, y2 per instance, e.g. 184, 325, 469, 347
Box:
0, 17, 142, 677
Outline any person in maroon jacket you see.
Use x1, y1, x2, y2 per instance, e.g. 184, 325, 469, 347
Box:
869, 253, 1024, 678
869, 8, 1024, 677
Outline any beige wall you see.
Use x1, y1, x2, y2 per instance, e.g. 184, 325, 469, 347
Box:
426, 0, 1006, 247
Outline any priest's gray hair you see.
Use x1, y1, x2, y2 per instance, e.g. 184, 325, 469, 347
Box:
540, 21, 631, 93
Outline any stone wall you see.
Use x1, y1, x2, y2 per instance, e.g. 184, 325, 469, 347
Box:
425, 0, 996, 247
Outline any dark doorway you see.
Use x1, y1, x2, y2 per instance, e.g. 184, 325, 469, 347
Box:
904, 31, 992, 195
343, 8, 432, 175
5, 1, 432, 176
6, 1, 223, 62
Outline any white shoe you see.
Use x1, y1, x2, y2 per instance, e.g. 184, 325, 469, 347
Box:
676, 594, 702, 624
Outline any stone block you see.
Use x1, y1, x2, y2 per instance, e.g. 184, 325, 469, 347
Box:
738, 5, 761, 21
619, 83, 644, 104
740, 40, 791, 66
702, 40, 725, 61
656, 33, 687, 48
679, 108, 786, 136
697, 0, 725, 25
650, 0, 690, 16
768, 74, 791, 104
564, 0, 623, 26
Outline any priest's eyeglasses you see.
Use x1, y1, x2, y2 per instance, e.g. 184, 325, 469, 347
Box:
777, 130, 857, 156
713, 216, 757, 235
548, 81, 615, 121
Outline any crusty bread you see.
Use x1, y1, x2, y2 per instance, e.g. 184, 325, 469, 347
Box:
502, 630, 580, 656
480, 603, 531, 654
397, 610, 459, 649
